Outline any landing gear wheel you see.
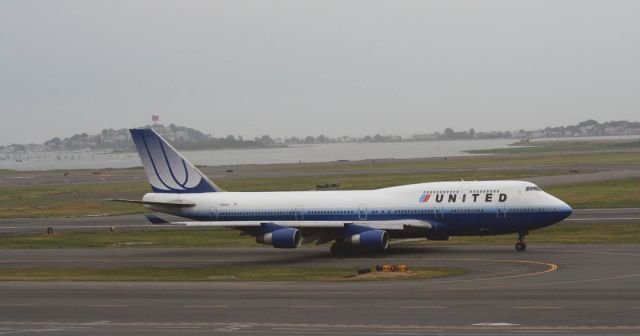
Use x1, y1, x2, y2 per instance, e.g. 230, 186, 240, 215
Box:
330, 244, 339, 256
515, 231, 528, 252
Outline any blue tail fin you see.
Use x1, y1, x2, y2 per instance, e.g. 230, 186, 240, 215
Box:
130, 128, 223, 193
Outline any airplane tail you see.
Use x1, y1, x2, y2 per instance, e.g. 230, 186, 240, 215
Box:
129, 128, 223, 193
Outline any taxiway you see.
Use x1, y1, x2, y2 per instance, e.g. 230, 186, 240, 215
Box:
0, 245, 638, 335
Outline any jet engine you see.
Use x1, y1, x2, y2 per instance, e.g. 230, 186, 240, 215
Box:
349, 229, 389, 251
256, 228, 302, 248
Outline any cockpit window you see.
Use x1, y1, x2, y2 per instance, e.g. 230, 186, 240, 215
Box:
525, 186, 542, 191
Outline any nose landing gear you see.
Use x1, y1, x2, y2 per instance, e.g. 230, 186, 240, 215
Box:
515, 231, 528, 252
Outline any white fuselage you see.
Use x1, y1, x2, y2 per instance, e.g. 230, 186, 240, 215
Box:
143, 180, 572, 237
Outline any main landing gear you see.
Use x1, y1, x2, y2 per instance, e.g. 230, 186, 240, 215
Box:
515, 231, 528, 252
330, 243, 350, 256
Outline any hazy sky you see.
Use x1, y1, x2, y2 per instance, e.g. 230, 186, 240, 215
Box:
1, 0, 639, 144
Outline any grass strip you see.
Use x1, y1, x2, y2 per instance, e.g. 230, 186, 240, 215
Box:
262, 151, 640, 171
0, 170, 567, 218
419, 223, 640, 245
0, 267, 466, 282
545, 178, 639, 209
1, 171, 637, 219
0, 228, 251, 249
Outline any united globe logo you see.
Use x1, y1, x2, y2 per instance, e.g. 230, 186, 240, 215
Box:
418, 192, 431, 203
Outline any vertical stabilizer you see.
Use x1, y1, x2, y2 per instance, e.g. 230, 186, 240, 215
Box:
130, 128, 223, 193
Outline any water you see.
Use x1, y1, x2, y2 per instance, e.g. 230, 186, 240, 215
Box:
1, 138, 517, 171
1, 136, 636, 171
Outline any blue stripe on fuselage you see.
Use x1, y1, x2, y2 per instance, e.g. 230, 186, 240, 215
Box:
170, 206, 572, 236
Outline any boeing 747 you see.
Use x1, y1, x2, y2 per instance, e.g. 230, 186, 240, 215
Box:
115, 128, 573, 254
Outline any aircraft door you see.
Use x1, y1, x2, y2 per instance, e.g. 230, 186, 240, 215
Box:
210, 207, 218, 221
358, 205, 367, 220
295, 206, 304, 220
497, 205, 507, 219
435, 207, 444, 220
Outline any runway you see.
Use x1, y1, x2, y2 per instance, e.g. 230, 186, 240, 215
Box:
0, 245, 639, 335
0, 208, 638, 237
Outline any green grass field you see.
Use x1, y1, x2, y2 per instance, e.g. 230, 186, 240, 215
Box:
431, 223, 640, 245
0, 174, 637, 218
0, 228, 250, 249
0, 267, 466, 281
546, 178, 640, 209
262, 151, 640, 172
0, 182, 148, 218
0, 169, 571, 218
216, 169, 568, 191
1, 147, 638, 218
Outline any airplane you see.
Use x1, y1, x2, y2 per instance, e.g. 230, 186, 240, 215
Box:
115, 128, 573, 255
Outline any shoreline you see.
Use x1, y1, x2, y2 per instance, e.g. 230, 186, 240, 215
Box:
1, 147, 638, 175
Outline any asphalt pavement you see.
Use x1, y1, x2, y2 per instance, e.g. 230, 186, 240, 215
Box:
0, 244, 638, 335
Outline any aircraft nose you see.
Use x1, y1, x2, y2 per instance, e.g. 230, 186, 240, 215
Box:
547, 193, 572, 220
560, 204, 573, 220
556, 199, 573, 220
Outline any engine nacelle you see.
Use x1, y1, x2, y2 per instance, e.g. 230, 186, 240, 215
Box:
256, 228, 302, 248
350, 229, 389, 250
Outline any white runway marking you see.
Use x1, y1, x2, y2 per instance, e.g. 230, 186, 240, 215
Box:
511, 331, 570, 333
386, 330, 444, 333
160, 326, 202, 329
87, 305, 128, 308
472, 322, 520, 326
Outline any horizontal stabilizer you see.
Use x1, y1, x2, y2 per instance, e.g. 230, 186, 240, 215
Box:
109, 199, 195, 208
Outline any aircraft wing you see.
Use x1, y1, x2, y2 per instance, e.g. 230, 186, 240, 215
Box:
155, 219, 432, 231
111, 199, 196, 208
